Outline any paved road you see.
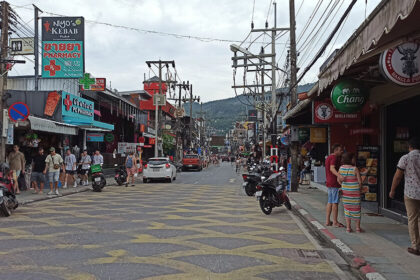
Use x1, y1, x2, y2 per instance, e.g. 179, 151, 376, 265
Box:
0, 162, 357, 280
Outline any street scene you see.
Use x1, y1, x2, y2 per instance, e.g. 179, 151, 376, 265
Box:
1, 0, 420, 280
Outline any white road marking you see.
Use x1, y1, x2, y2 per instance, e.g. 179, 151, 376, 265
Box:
289, 200, 297, 206
229, 178, 235, 183
365, 272, 387, 280
331, 239, 353, 254
299, 209, 309, 215
311, 220, 326, 230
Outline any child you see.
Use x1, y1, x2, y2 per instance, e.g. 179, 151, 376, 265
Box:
338, 152, 363, 233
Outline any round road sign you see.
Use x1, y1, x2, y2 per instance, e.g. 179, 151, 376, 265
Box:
8, 102, 30, 122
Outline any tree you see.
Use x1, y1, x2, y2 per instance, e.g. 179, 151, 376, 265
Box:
162, 134, 175, 156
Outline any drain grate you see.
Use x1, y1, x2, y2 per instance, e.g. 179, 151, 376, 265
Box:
297, 249, 324, 259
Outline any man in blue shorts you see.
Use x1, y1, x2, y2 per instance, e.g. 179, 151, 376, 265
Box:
325, 143, 344, 227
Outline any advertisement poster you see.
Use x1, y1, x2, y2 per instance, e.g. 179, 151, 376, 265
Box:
314, 99, 361, 124
357, 146, 380, 202
42, 17, 84, 78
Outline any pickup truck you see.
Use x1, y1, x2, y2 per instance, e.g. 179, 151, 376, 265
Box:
182, 154, 202, 171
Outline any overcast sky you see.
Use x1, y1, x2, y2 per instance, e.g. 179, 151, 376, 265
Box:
10, 0, 380, 102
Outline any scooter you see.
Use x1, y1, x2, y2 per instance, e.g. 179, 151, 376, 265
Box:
0, 163, 18, 217
242, 173, 263, 196
114, 164, 127, 186
91, 164, 106, 192
255, 168, 291, 215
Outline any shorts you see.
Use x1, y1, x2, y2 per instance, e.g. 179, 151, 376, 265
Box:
31, 172, 45, 184
65, 170, 75, 175
126, 167, 136, 176
12, 170, 21, 181
327, 187, 340, 204
79, 169, 89, 175
48, 171, 60, 183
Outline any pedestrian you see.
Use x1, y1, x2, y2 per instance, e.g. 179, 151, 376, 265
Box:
125, 152, 137, 187
93, 150, 104, 166
63, 149, 77, 188
389, 137, 420, 256
338, 153, 362, 233
44, 147, 64, 196
325, 143, 345, 228
79, 150, 91, 186
30, 147, 46, 194
235, 156, 241, 173
7, 145, 26, 194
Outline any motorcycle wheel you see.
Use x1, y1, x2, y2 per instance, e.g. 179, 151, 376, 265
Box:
116, 178, 123, 186
244, 185, 254, 196
259, 194, 272, 215
92, 184, 102, 192
284, 196, 292, 210
0, 201, 11, 217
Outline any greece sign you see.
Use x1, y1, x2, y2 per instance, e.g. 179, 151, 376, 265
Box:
330, 80, 368, 113
380, 42, 420, 86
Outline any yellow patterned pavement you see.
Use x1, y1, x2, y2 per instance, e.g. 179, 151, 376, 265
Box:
0, 182, 352, 280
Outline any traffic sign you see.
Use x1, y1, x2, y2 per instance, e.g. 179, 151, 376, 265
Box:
8, 102, 30, 122
153, 94, 166, 106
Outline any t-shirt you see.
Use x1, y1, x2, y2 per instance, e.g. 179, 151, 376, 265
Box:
325, 154, 341, 188
65, 154, 77, 171
32, 154, 46, 173
80, 155, 91, 170
45, 154, 63, 173
93, 154, 103, 165
397, 149, 420, 200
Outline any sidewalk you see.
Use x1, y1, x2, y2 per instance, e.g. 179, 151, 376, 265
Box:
289, 183, 420, 280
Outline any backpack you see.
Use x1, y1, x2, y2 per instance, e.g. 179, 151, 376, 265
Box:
126, 156, 133, 168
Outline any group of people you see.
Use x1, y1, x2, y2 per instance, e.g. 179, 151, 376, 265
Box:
6, 145, 104, 196
324, 138, 420, 256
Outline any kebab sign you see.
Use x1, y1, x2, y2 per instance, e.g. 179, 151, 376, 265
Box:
330, 79, 368, 113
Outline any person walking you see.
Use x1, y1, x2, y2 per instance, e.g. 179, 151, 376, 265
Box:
338, 153, 362, 233
79, 150, 91, 186
30, 147, 46, 194
389, 137, 420, 256
125, 152, 136, 187
44, 147, 64, 196
325, 143, 345, 227
64, 149, 77, 188
93, 150, 104, 166
7, 145, 26, 194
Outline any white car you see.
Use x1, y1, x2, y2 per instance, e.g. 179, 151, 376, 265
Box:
143, 157, 177, 183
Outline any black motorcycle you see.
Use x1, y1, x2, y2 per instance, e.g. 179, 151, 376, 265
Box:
114, 164, 127, 186
91, 164, 106, 192
255, 170, 291, 215
0, 164, 18, 217
242, 173, 263, 196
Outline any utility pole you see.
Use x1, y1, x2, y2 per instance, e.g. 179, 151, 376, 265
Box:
260, 47, 266, 160
289, 0, 299, 192
169, 81, 188, 162
33, 4, 42, 92
146, 60, 175, 157
186, 84, 200, 150
271, 2, 277, 147
0, 1, 10, 162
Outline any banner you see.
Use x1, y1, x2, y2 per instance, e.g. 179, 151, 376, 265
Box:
42, 17, 84, 78
314, 100, 361, 124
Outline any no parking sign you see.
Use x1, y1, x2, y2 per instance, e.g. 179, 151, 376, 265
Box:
8, 102, 30, 122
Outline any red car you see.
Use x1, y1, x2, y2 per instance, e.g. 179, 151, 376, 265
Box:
182, 154, 203, 171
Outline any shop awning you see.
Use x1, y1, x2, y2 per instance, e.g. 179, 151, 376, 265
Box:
28, 116, 78, 135
282, 83, 318, 121
72, 120, 114, 132
319, 0, 420, 93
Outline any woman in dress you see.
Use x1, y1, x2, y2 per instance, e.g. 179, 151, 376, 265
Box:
338, 153, 363, 233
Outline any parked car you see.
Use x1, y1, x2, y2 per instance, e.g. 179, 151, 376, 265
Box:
182, 154, 202, 171
143, 157, 177, 183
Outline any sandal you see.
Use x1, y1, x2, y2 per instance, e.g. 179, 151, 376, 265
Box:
407, 248, 420, 256
346, 228, 352, 233
356, 228, 364, 233
325, 221, 333, 226
333, 222, 345, 228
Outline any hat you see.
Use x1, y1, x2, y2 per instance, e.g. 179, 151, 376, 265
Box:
49, 147, 55, 152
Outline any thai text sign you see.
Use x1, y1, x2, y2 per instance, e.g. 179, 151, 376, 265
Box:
61, 91, 93, 124
42, 17, 84, 78
314, 100, 361, 124
118, 142, 141, 154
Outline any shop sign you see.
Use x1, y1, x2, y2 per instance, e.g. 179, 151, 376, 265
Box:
61, 92, 94, 124
330, 80, 368, 113
310, 127, 327, 143
42, 17, 84, 78
29, 116, 77, 135
298, 128, 310, 142
10, 37, 34, 55
149, 138, 156, 145
44, 91, 61, 117
104, 133, 114, 143
79, 73, 106, 91
380, 42, 420, 86
314, 100, 361, 124
6, 123, 13, 145
117, 142, 141, 154
147, 127, 156, 135
248, 109, 257, 121
350, 128, 378, 136
86, 133, 104, 142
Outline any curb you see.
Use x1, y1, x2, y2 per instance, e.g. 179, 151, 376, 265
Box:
290, 199, 387, 280
20, 187, 91, 205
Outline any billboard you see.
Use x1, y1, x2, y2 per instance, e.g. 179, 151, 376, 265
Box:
42, 17, 84, 78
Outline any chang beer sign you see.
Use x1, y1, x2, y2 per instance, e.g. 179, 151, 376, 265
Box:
331, 80, 368, 113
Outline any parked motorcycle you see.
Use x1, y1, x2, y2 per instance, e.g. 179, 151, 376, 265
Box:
242, 173, 263, 196
255, 169, 291, 215
114, 164, 127, 186
91, 164, 106, 192
0, 163, 18, 217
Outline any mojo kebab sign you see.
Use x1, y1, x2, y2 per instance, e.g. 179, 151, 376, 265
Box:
42, 17, 84, 78
330, 79, 368, 113
380, 42, 420, 86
